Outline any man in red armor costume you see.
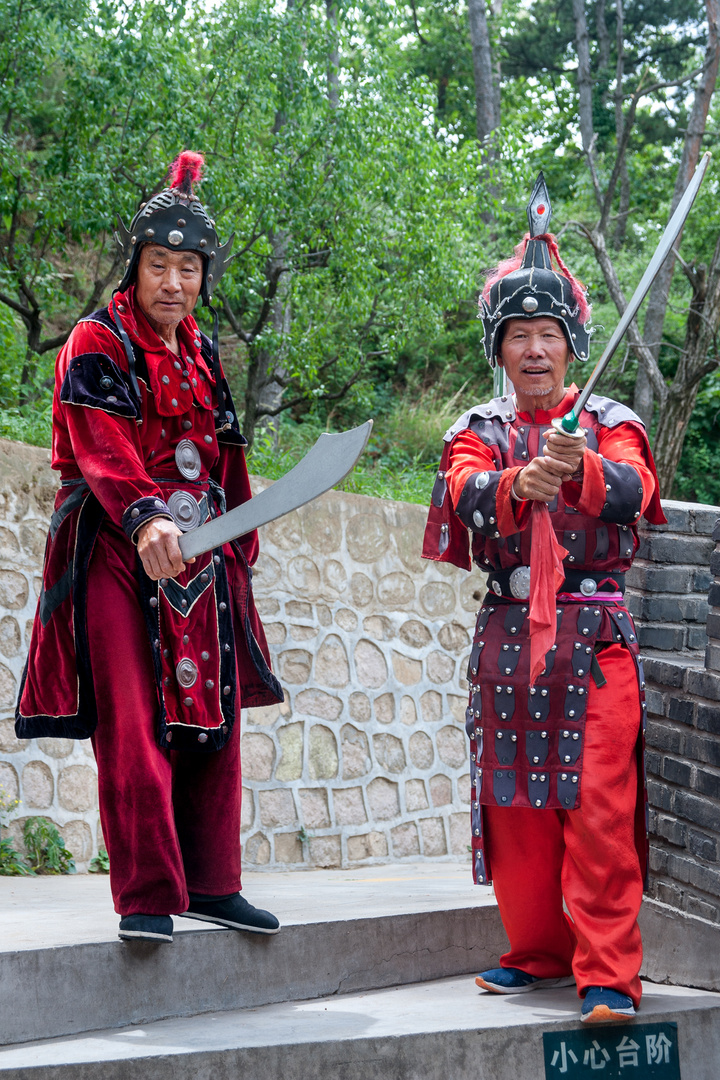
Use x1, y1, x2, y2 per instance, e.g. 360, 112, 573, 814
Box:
424, 175, 666, 1023
17, 153, 284, 943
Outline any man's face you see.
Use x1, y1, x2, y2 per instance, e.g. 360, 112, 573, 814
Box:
134, 245, 203, 329
497, 316, 571, 409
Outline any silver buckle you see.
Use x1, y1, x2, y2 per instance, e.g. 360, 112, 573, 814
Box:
509, 566, 531, 600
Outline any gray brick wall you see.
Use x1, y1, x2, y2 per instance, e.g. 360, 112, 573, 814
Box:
632, 502, 720, 922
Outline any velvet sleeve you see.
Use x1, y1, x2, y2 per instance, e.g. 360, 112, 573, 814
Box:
446, 429, 531, 537
55, 324, 171, 540
562, 423, 658, 523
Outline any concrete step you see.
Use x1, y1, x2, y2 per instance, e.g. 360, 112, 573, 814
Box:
0, 864, 507, 1046
1, 977, 719, 1080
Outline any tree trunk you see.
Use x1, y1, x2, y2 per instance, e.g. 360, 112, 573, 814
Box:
326, 0, 339, 109
467, 0, 498, 144
242, 231, 290, 447
637, 0, 720, 419
572, 0, 594, 153
596, 0, 610, 74
490, 0, 503, 129
653, 231, 720, 493
652, 382, 702, 496
256, 232, 291, 444
612, 1, 630, 250
585, 226, 668, 405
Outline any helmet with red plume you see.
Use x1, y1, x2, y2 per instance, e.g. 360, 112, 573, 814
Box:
114, 152, 234, 306
479, 173, 592, 367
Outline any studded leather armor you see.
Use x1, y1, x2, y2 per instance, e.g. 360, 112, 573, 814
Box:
17, 288, 282, 750
422, 389, 666, 886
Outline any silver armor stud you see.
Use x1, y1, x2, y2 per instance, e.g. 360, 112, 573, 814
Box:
175, 439, 202, 480
509, 566, 531, 599
475, 471, 490, 490
580, 577, 598, 596
176, 658, 198, 688
522, 296, 539, 313
167, 490, 203, 532
492, 580, 503, 596
473, 509, 485, 529
168, 229, 184, 246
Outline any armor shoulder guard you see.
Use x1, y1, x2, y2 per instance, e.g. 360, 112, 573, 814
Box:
77, 305, 150, 389
60, 352, 141, 421
79, 306, 121, 339
444, 396, 517, 442
584, 394, 644, 431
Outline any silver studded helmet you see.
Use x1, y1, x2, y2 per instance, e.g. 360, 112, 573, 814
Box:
114, 151, 234, 305
479, 172, 591, 367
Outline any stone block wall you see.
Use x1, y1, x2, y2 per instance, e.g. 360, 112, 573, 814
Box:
4, 439, 720, 899
0, 441, 486, 870
627, 500, 720, 923
237, 477, 485, 868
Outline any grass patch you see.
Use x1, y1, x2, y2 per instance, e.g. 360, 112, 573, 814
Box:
247, 386, 467, 506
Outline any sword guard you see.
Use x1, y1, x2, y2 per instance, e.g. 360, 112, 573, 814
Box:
552, 415, 586, 439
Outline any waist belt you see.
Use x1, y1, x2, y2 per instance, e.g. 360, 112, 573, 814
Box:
486, 567, 625, 600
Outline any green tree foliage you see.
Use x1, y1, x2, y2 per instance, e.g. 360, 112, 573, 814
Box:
1, 0, 719, 500
0, 0, 487, 452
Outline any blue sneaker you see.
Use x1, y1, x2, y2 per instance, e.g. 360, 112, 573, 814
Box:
475, 966, 575, 994
581, 986, 636, 1023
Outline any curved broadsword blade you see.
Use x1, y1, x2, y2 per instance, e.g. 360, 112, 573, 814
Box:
178, 420, 373, 562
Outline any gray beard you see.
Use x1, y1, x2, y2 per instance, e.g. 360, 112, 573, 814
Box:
519, 381, 565, 398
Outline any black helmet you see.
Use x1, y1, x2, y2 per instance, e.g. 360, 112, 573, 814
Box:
114, 152, 233, 305
480, 173, 592, 367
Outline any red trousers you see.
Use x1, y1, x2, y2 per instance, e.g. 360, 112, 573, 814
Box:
88, 527, 243, 916
484, 644, 644, 1006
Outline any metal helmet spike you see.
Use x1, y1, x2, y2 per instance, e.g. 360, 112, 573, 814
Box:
527, 171, 552, 236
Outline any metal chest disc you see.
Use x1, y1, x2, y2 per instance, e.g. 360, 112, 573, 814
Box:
175, 440, 201, 481
167, 490, 203, 531
175, 658, 198, 688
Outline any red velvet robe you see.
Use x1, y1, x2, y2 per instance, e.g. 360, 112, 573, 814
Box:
16, 288, 282, 751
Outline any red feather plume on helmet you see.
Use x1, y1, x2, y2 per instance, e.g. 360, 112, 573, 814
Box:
169, 151, 205, 196
482, 232, 591, 326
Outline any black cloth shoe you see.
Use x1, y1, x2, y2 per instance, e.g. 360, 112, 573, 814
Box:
118, 914, 174, 942
179, 893, 280, 935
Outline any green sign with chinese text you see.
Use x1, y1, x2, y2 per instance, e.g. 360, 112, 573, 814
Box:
543, 1022, 680, 1079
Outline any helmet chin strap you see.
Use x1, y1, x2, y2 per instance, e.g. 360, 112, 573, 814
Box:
208, 303, 228, 430
110, 290, 141, 403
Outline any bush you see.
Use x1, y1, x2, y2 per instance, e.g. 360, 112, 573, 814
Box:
0, 788, 34, 876
22, 818, 76, 875
88, 847, 110, 874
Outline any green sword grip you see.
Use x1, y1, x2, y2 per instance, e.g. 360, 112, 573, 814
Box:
560, 410, 580, 434
551, 414, 586, 439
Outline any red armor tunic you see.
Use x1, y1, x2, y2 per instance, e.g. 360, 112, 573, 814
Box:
423, 387, 665, 887
423, 387, 666, 1003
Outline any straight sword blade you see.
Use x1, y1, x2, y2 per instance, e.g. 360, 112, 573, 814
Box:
178, 420, 373, 562
561, 151, 712, 432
